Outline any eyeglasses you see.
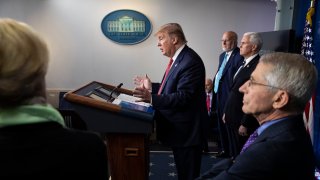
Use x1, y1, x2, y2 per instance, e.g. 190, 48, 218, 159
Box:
248, 78, 283, 90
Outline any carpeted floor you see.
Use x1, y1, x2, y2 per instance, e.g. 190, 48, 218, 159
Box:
149, 152, 320, 180
149, 151, 225, 180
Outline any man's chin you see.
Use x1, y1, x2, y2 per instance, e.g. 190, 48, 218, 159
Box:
242, 107, 250, 114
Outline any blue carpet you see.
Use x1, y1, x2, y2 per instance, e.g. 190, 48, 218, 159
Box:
149, 151, 224, 179
149, 152, 320, 179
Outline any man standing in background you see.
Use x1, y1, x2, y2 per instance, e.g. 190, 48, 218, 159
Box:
133, 23, 209, 180
205, 78, 213, 115
204, 78, 214, 152
212, 31, 243, 157
222, 32, 262, 158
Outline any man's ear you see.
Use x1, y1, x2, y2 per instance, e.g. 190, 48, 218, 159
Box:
171, 37, 178, 45
252, 44, 258, 52
272, 90, 289, 109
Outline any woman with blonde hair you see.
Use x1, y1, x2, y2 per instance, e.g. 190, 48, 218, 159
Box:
0, 18, 108, 178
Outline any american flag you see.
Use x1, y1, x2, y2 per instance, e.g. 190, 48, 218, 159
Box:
301, 0, 316, 143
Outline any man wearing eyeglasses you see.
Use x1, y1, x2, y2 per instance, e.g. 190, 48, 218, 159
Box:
221, 32, 262, 158
212, 31, 243, 158
197, 52, 316, 179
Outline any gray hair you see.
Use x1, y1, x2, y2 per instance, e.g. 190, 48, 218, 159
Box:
260, 52, 318, 113
244, 32, 263, 52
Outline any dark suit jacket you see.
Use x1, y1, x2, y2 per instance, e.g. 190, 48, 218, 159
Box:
212, 47, 243, 120
213, 115, 315, 180
151, 45, 209, 147
0, 122, 109, 179
223, 55, 259, 131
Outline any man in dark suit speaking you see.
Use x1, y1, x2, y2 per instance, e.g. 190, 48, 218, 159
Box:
133, 23, 209, 180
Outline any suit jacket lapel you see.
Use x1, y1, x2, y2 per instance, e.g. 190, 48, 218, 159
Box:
221, 52, 234, 76
248, 115, 301, 148
161, 46, 186, 89
214, 53, 225, 78
230, 55, 259, 87
221, 48, 240, 77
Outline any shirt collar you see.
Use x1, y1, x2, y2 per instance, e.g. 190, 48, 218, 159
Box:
172, 44, 186, 61
0, 104, 65, 128
257, 116, 289, 135
244, 53, 258, 66
225, 49, 234, 56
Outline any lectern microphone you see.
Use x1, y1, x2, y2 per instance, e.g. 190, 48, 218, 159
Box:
109, 83, 123, 101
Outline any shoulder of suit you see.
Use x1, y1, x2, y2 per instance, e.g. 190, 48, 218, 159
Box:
230, 47, 240, 54
230, 48, 241, 56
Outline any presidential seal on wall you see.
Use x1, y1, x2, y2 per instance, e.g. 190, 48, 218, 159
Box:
101, 9, 152, 45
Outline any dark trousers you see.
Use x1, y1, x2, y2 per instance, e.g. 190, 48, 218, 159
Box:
172, 145, 202, 180
225, 124, 247, 158
216, 115, 229, 155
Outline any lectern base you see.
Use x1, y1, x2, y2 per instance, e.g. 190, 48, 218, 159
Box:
106, 133, 149, 180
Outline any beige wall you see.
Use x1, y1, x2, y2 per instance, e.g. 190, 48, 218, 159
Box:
0, 0, 277, 91
46, 89, 72, 109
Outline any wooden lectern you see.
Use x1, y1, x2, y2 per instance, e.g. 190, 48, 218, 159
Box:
64, 81, 154, 180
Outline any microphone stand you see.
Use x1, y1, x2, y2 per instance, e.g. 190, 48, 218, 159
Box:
108, 83, 123, 101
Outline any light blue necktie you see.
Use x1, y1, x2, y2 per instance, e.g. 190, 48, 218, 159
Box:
214, 53, 228, 93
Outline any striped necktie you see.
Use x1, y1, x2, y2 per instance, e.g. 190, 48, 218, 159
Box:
158, 58, 173, 95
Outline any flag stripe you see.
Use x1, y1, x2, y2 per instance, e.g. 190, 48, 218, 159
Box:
301, 0, 315, 144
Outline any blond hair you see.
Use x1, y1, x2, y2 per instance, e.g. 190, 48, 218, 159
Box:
155, 23, 187, 44
0, 18, 49, 107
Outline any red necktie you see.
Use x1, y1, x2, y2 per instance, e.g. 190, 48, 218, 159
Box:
158, 58, 173, 95
206, 94, 210, 112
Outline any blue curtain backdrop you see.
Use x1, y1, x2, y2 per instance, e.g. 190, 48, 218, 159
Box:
294, 0, 320, 168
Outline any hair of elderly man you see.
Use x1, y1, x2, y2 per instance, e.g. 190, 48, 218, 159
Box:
243, 32, 263, 52
0, 18, 49, 107
155, 23, 187, 44
260, 52, 318, 113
